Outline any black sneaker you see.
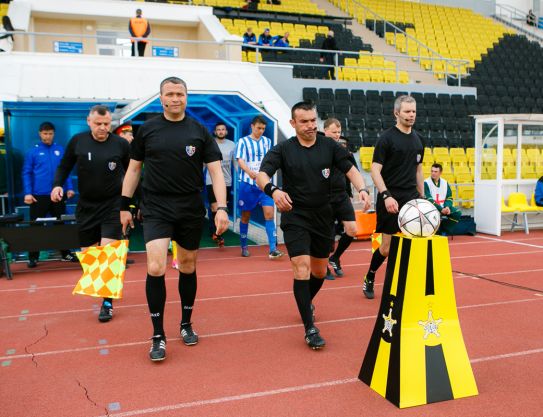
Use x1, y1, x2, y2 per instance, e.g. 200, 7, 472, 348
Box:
149, 335, 166, 362
328, 257, 344, 277
180, 323, 199, 346
61, 252, 78, 263
241, 247, 250, 257
27, 259, 38, 269
268, 249, 284, 259
126, 259, 135, 265
325, 267, 335, 280
305, 326, 326, 350
98, 301, 113, 322
362, 275, 375, 299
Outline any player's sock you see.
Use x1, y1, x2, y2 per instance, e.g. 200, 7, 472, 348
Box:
368, 249, 386, 275
309, 274, 325, 300
265, 219, 277, 252
333, 233, 354, 260
179, 271, 197, 326
208, 208, 216, 236
240, 221, 249, 248
293, 279, 314, 331
146, 274, 166, 337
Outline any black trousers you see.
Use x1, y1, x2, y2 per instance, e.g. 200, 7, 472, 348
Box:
28, 195, 70, 261
131, 41, 147, 57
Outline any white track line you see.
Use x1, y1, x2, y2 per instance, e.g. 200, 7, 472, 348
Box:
95, 347, 543, 417
2, 297, 541, 362
475, 235, 543, 249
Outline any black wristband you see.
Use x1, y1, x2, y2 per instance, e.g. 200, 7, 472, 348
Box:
120, 196, 132, 211
381, 190, 392, 200
263, 183, 280, 197
217, 206, 228, 214
358, 188, 370, 195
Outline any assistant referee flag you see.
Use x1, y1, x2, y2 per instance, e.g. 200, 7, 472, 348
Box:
72, 240, 129, 299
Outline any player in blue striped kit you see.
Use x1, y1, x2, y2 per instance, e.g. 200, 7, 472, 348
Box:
235, 115, 283, 259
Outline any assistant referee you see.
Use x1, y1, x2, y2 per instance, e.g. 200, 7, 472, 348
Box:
52, 105, 130, 323
256, 101, 371, 350
120, 77, 229, 362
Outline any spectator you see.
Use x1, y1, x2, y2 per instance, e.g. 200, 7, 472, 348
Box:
527, 9, 537, 26
242, 27, 257, 45
115, 122, 134, 143
535, 175, 543, 206
273, 32, 290, 48
22, 122, 77, 268
244, 0, 259, 11
0, 16, 14, 53
320, 30, 339, 80
424, 163, 461, 235
258, 28, 273, 46
129, 8, 151, 57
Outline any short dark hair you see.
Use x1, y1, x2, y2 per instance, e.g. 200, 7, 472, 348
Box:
291, 101, 316, 119
39, 121, 55, 132
432, 163, 443, 171
89, 105, 110, 116
251, 115, 267, 126
214, 121, 227, 130
323, 118, 341, 130
160, 77, 187, 94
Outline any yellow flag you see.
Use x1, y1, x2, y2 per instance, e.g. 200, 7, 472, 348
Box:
371, 232, 382, 253
72, 240, 129, 299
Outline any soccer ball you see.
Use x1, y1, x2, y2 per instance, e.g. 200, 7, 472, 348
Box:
398, 199, 441, 238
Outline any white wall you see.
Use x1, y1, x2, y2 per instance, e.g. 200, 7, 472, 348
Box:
497, 0, 532, 14
419, 0, 496, 15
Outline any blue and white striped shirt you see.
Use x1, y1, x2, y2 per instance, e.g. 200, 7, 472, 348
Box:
235, 135, 273, 185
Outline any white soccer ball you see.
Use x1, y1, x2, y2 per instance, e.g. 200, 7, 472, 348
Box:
398, 199, 441, 238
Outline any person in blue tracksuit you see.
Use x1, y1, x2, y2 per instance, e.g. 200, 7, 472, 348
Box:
535, 176, 543, 206
22, 122, 77, 268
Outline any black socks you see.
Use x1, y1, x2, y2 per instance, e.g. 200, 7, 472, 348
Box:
179, 271, 197, 327
293, 279, 314, 331
332, 233, 354, 260
367, 249, 387, 278
146, 274, 166, 337
309, 274, 325, 300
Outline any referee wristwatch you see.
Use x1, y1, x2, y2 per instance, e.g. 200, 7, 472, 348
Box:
380, 190, 392, 200
217, 206, 229, 214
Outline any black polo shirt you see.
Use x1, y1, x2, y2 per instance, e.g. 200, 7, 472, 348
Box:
131, 114, 222, 195
259, 135, 353, 209
373, 126, 424, 192
54, 132, 129, 202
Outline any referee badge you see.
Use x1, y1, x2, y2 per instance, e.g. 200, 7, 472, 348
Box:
322, 168, 330, 178
417, 154, 422, 163
108, 162, 117, 171
186, 145, 196, 156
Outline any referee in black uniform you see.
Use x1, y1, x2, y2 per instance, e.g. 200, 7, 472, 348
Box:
120, 76, 229, 362
52, 105, 130, 322
362, 95, 425, 299
256, 102, 370, 350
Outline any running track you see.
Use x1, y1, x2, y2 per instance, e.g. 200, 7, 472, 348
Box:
1, 231, 542, 417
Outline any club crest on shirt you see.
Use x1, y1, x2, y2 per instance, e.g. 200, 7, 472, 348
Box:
186, 145, 196, 156
417, 154, 422, 163
108, 162, 117, 171
54, 150, 60, 156
322, 168, 330, 178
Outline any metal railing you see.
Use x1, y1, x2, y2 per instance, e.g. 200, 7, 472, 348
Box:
0, 30, 470, 84
338, 0, 470, 85
494, 4, 543, 44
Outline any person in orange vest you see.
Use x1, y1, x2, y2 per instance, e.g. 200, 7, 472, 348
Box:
129, 9, 151, 57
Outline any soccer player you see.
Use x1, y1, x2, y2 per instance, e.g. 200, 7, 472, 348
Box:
120, 76, 229, 362
236, 115, 283, 259
322, 118, 358, 279
424, 163, 461, 235
362, 95, 425, 300
256, 102, 371, 349
52, 105, 130, 322
205, 122, 236, 247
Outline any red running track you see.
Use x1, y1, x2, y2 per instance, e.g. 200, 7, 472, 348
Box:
0, 231, 542, 417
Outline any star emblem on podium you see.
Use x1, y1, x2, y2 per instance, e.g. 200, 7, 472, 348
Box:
418, 310, 443, 339
382, 308, 397, 337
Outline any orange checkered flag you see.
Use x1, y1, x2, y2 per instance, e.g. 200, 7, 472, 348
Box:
371, 232, 382, 254
72, 240, 129, 299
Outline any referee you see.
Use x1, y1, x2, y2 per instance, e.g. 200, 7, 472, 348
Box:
362, 95, 424, 299
52, 105, 130, 322
120, 77, 229, 362
257, 102, 370, 349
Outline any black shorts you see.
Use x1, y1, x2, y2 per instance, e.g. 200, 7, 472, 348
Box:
331, 193, 356, 223
375, 189, 420, 235
141, 192, 205, 250
281, 206, 334, 259
206, 185, 232, 205
76, 196, 122, 247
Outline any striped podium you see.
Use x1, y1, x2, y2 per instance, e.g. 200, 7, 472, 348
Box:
359, 235, 478, 408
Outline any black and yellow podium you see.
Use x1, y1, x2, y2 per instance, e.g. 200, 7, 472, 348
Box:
359, 235, 478, 408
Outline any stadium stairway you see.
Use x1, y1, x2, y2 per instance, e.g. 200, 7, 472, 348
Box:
310, 0, 443, 85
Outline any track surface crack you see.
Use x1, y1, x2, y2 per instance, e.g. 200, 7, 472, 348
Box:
76, 379, 110, 417
24, 323, 48, 367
